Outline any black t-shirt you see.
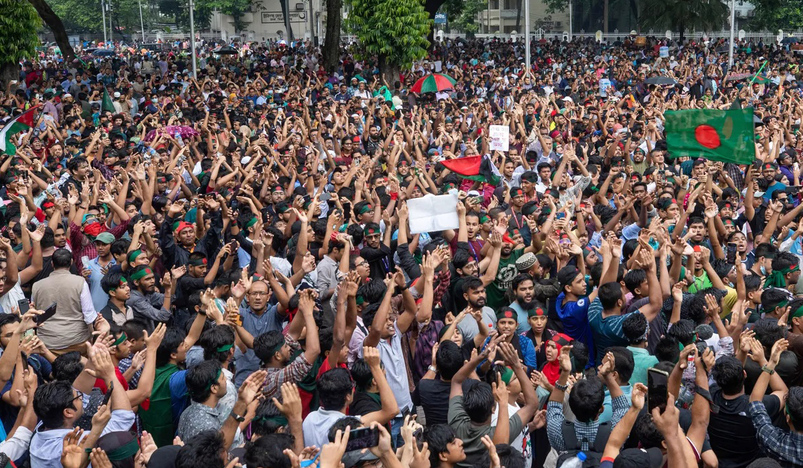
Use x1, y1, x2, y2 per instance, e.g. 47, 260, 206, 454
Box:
708, 383, 781, 468
415, 379, 477, 427
349, 391, 381, 417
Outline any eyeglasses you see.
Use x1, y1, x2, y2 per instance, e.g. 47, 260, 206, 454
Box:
355, 261, 369, 268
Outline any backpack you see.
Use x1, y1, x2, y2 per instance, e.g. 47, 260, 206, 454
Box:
554, 420, 612, 468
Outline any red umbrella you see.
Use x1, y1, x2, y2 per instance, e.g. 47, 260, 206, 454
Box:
411, 73, 456, 94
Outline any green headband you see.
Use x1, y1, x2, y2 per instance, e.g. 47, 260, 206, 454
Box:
110, 277, 127, 291
792, 304, 803, 320
204, 368, 223, 392
254, 414, 288, 427
188, 257, 207, 267
268, 338, 286, 358
129, 267, 153, 282
105, 438, 140, 461
216, 344, 233, 353
127, 250, 143, 264
499, 366, 514, 385
112, 332, 128, 347
245, 217, 259, 229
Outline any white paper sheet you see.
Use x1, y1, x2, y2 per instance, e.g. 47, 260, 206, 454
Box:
407, 193, 459, 234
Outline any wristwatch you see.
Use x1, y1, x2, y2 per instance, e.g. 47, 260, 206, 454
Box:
229, 411, 245, 422
761, 365, 775, 375
428, 365, 437, 373
554, 382, 569, 392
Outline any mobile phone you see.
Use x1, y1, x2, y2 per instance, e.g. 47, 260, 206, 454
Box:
344, 427, 380, 452
81, 256, 91, 268
35, 303, 58, 325
726, 242, 737, 264
647, 367, 669, 413
319, 192, 332, 202
103, 382, 114, 407
17, 299, 29, 315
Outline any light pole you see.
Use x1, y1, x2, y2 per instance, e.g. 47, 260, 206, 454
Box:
107, 0, 113, 44
308, 0, 315, 44
568, 0, 573, 41
524, 0, 531, 73
728, 0, 735, 69
101, 0, 107, 44
139, 0, 146, 43
189, 0, 198, 78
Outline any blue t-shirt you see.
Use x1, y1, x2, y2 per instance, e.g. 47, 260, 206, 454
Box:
555, 292, 596, 366
169, 370, 189, 427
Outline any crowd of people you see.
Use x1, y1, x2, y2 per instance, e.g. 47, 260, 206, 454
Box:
0, 32, 802, 468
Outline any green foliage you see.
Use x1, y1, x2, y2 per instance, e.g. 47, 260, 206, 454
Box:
0, 0, 41, 65
543, 0, 568, 14
451, 0, 486, 34
346, 0, 430, 71
49, 0, 153, 34
749, 0, 803, 31
640, 0, 728, 37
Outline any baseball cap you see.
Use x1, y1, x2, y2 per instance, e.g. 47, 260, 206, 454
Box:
613, 448, 664, 468
95, 232, 116, 244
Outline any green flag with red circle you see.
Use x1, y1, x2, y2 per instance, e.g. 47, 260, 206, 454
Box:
664, 107, 755, 165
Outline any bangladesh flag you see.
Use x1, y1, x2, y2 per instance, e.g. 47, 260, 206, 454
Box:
664, 107, 755, 165
0, 107, 37, 156
102, 89, 116, 113
441, 155, 501, 185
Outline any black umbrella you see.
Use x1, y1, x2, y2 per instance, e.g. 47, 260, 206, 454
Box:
782, 37, 799, 44
645, 76, 677, 86
92, 49, 115, 57
213, 45, 238, 55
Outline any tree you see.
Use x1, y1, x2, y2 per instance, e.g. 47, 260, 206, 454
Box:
0, 0, 40, 85
346, 0, 430, 84
321, 0, 342, 72
452, 0, 486, 35
640, 0, 727, 42
26, 0, 76, 62
749, 0, 803, 31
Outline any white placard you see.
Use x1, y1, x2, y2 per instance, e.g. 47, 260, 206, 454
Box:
489, 125, 510, 152
599, 78, 612, 97
407, 193, 459, 234
659, 46, 669, 58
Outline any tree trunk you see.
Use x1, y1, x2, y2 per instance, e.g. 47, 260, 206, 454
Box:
603, 0, 609, 33
0, 63, 19, 89
25, 0, 76, 63
321, 0, 342, 72
515, 0, 522, 33
424, 0, 446, 47
378, 54, 400, 89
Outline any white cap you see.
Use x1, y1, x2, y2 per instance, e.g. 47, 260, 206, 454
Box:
467, 190, 481, 197
562, 96, 573, 102
113, 92, 121, 98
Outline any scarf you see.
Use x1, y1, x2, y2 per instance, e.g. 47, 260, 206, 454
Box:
540, 333, 573, 385
764, 264, 799, 289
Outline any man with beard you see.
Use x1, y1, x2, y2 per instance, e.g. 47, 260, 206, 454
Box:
486, 217, 537, 310
455, 277, 499, 343
160, 197, 223, 270
508, 274, 537, 334
127, 264, 185, 331
360, 223, 394, 282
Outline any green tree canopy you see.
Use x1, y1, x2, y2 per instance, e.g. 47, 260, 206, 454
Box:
749, 0, 803, 31
346, 0, 431, 80
640, 0, 728, 41
0, 0, 41, 84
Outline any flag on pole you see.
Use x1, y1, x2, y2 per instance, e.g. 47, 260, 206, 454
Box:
441, 155, 501, 185
0, 107, 37, 156
102, 89, 116, 113
664, 107, 755, 165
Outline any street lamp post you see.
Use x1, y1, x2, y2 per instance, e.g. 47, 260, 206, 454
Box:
524, 0, 531, 72
189, 0, 198, 78
107, 1, 113, 44
101, 0, 107, 44
728, 0, 735, 69
139, 0, 146, 43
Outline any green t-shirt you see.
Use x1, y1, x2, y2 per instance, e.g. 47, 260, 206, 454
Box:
486, 248, 525, 309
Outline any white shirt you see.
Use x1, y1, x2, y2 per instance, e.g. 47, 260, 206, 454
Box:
0, 281, 25, 314
302, 409, 360, 448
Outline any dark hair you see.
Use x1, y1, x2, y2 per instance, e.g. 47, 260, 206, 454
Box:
200, 325, 236, 363
755, 243, 777, 260
762, 287, 791, 312
52, 248, 73, 269
111, 239, 130, 257
557, 266, 581, 293
33, 381, 78, 429
568, 376, 605, 423
787, 387, 803, 430
654, 336, 680, 364
453, 249, 470, 270
744, 274, 763, 293
772, 252, 799, 281
357, 280, 387, 305
327, 416, 362, 442
634, 411, 664, 448
463, 381, 495, 423
712, 355, 745, 395
496, 444, 526, 468
461, 276, 484, 295
317, 368, 354, 411
175, 430, 225, 468
666, 319, 695, 346
360, 303, 381, 331
623, 269, 647, 294
122, 319, 147, 341
40, 226, 55, 249
51, 351, 84, 382
570, 340, 590, 371
753, 318, 785, 354
425, 424, 458, 468
597, 282, 623, 309
186, 360, 223, 403
350, 359, 374, 391
0, 313, 21, 330
254, 331, 285, 363
101, 271, 127, 295
436, 340, 464, 381
622, 312, 648, 345
243, 433, 294, 468
604, 346, 635, 383
511, 274, 534, 292
156, 327, 186, 367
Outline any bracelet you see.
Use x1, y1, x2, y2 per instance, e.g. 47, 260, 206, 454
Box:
428, 365, 437, 373
390, 192, 398, 200
761, 365, 775, 375
554, 382, 569, 392
229, 411, 245, 422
